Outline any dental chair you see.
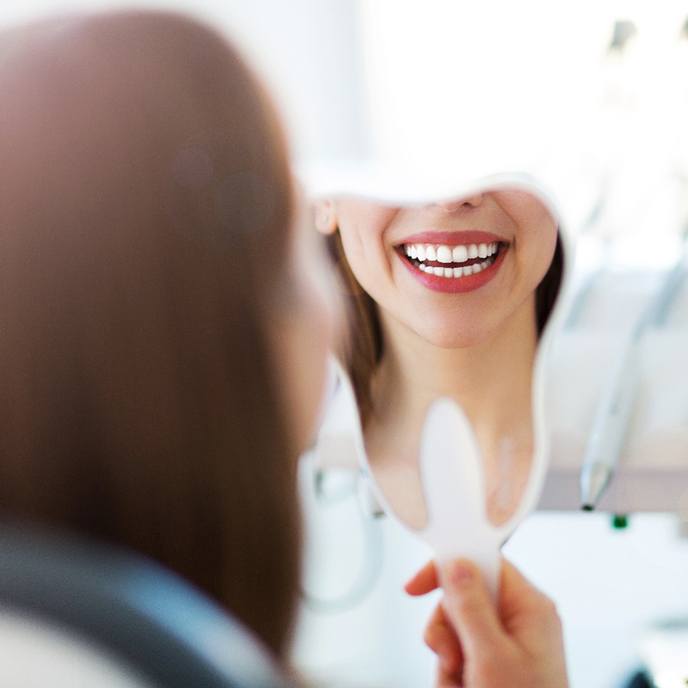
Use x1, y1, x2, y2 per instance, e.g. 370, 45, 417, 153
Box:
623, 671, 652, 688
0, 526, 290, 688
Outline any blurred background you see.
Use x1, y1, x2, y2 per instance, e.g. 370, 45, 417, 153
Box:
3, 0, 688, 236
2, 1, 688, 687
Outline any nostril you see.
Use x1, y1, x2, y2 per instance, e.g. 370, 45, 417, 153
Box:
434, 195, 484, 213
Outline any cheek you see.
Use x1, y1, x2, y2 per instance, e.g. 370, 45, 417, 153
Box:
494, 191, 558, 284
511, 208, 558, 295
336, 207, 396, 298
521, 228, 558, 291
337, 224, 382, 289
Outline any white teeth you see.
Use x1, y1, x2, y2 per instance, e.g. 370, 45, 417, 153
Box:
412, 256, 497, 278
403, 239, 502, 280
436, 245, 453, 263
404, 241, 501, 262
452, 245, 468, 262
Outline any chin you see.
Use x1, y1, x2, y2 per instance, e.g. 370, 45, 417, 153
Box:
413, 321, 491, 349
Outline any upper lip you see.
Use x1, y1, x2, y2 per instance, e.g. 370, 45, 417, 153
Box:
395, 230, 508, 247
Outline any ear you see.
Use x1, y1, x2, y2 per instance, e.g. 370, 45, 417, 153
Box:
313, 200, 337, 235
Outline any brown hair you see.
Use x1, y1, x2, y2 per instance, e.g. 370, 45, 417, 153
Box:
0, 11, 299, 658
328, 230, 564, 422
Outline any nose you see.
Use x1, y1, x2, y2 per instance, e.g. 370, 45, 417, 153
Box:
434, 194, 484, 213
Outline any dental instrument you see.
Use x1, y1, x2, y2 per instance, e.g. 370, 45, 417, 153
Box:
580, 248, 688, 510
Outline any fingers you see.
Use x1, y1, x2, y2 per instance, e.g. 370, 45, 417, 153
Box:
404, 560, 438, 596
500, 559, 561, 631
438, 558, 505, 661
423, 603, 463, 676
501, 558, 535, 595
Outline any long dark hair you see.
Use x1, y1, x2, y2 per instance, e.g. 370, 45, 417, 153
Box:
0, 10, 299, 658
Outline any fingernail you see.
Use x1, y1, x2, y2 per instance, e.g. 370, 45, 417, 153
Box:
448, 560, 474, 586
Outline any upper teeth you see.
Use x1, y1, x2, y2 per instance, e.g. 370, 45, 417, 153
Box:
404, 242, 499, 263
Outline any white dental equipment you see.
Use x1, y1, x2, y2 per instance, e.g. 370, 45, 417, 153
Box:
579, 250, 688, 510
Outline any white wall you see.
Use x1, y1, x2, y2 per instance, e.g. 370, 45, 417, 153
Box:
0, 0, 370, 163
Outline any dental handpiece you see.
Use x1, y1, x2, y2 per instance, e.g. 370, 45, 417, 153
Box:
580, 333, 639, 510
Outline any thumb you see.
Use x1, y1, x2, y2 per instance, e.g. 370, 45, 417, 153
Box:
439, 558, 505, 661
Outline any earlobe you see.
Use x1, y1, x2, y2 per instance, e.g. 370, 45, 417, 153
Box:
314, 200, 337, 235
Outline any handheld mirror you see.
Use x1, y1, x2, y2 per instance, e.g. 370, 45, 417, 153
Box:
312, 175, 571, 595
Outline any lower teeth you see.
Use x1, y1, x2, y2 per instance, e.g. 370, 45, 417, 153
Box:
416, 256, 496, 278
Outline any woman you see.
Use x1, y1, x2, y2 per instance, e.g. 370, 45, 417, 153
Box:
305, 189, 568, 685
0, 9, 569, 686
314, 192, 563, 527
0, 9, 334, 660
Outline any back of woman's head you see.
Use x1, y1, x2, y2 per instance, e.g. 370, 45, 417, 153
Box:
0, 10, 299, 657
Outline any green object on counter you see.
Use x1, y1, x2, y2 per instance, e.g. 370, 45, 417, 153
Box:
612, 514, 629, 530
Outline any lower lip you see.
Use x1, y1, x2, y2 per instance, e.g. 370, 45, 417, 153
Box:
397, 247, 508, 294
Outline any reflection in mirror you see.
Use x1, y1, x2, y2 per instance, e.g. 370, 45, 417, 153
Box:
315, 187, 564, 530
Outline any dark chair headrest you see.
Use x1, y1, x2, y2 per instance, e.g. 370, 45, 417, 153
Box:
0, 525, 291, 688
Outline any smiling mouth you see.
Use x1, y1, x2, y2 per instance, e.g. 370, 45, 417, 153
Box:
398, 240, 507, 279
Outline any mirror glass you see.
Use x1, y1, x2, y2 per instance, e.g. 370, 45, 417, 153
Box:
314, 185, 564, 530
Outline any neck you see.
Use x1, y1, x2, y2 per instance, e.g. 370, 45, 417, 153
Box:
370, 298, 539, 452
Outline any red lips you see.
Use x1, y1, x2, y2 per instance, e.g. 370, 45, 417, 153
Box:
397, 230, 508, 294
398, 230, 505, 246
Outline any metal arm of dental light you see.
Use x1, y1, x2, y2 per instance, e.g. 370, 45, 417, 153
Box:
579, 247, 688, 511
